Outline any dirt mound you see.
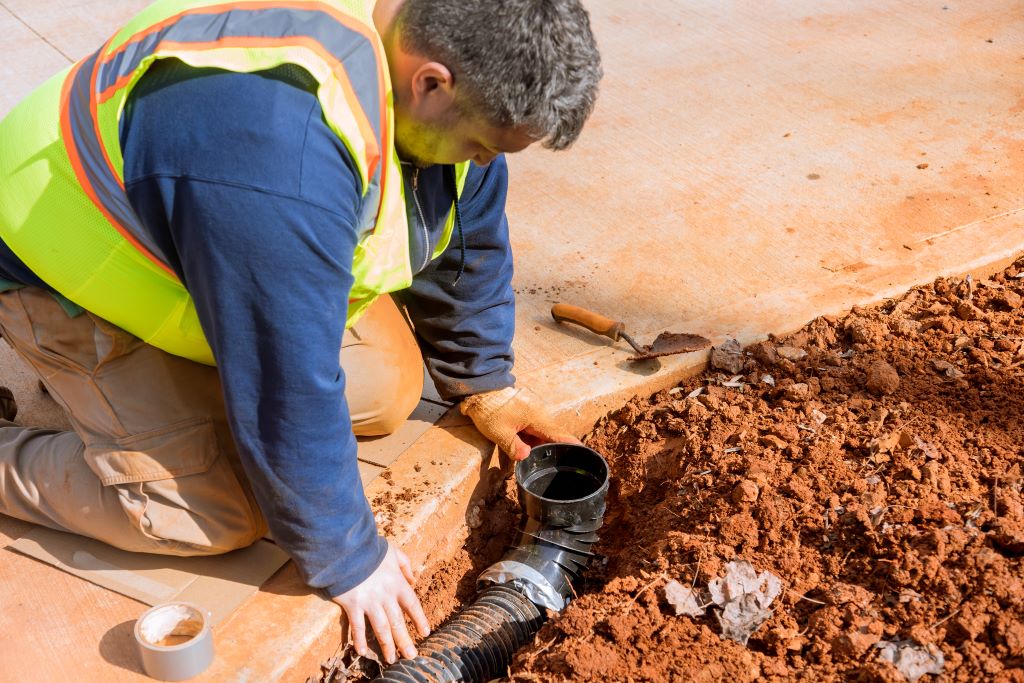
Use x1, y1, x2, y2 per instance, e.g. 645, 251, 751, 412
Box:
506, 260, 1024, 682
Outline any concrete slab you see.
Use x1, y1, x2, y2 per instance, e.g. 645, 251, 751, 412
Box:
0, 3, 72, 117
0, 0, 1022, 681
357, 399, 451, 468
506, 0, 1024, 373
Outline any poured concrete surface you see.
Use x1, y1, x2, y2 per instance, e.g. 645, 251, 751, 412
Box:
1, 0, 1023, 680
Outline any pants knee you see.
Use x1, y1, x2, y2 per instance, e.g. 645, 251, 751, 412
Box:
108, 458, 267, 556
120, 508, 265, 557
343, 297, 425, 437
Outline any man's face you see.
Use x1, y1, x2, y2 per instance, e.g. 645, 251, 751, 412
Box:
393, 104, 538, 168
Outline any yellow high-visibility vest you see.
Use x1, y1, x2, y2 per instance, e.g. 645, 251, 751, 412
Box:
0, 0, 468, 365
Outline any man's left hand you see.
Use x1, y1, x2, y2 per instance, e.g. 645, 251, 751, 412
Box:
460, 386, 581, 460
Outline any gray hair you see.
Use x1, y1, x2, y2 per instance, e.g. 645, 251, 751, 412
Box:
396, 0, 602, 150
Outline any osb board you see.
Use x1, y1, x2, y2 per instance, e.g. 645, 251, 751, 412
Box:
0, 1, 1022, 682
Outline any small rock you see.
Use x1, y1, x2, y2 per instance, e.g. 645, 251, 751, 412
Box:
827, 582, 873, 608
711, 338, 745, 373
776, 346, 807, 362
781, 382, 809, 402
833, 629, 882, 659
759, 434, 789, 450
930, 359, 964, 379
731, 480, 760, 505
892, 319, 921, 337
770, 424, 800, 441
921, 461, 951, 494
865, 360, 900, 396
918, 316, 954, 334
749, 341, 778, 366
990, 518, 1024, 554
664, 417, 688, 434
953, 335, 973, 350
994, 290, 1023, 310
966, 347, 988, 365
846, 320, 878, 344
954, 301, 983, 321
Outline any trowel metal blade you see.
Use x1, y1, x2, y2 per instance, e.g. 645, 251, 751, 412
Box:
629, 331, 712, 361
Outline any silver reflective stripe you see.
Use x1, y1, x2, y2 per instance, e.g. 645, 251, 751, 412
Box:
95, 7, 382, 143
65, 6, 385, 267
65, 51, 172, 265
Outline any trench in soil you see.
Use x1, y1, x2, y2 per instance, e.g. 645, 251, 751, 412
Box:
344, 257, 1024, 683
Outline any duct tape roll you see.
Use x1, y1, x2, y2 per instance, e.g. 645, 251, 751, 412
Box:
134, 602, 214, 681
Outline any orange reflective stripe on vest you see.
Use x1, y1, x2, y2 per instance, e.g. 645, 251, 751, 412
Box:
60, 2, 388, 278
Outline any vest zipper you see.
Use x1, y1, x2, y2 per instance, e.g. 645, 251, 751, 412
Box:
411, 168, 431, 273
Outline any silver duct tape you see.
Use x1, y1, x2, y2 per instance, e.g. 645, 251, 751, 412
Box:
477, 561, 567, 612
134, 602, 214, 681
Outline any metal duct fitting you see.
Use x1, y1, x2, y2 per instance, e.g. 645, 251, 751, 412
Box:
374, 443, 609, 683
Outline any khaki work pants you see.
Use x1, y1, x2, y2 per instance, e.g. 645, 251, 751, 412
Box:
0, 287, 423, 555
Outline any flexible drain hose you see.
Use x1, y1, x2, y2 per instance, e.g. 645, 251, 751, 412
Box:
372, 584, 543, 683
372, 444, 608, 683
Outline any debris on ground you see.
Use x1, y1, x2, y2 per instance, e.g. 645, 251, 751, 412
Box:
875, 640, 945, 682
864, 360, 900, 395
708, 560, 783, 645
711, 338, 745, 374
496, 257, 1024, 681
664, 579, 706, 617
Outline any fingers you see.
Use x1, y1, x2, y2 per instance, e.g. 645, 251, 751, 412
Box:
346, 607, 368, 657
509, 434, 532, 461
399, 584, 431, 638
522, 423, 582, 447
385, 600, 418, 660
396, 547, 416, 585
367, 605, 398, 664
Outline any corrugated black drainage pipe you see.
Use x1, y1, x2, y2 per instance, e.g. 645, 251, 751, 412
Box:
373, 443, 609, 683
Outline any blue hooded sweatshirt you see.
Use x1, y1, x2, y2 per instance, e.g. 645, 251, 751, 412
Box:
0, 60, 517, 596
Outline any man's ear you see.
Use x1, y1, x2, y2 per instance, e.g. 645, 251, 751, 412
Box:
408, 61, 457, 119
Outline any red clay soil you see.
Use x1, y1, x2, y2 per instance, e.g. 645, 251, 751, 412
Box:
502, 259, 1024, 682
337, 259, 1024, 683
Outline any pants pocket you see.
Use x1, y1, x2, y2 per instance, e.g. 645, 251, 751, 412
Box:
85, 417, 265, 553
83, 416, 218, 486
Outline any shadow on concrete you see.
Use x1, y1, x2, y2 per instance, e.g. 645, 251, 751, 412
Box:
99, 619, 144, 674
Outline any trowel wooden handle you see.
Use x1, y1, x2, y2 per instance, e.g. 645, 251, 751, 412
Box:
551, 303, 625, 342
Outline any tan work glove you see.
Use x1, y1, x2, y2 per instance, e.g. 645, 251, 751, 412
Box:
460, 386, 581, 461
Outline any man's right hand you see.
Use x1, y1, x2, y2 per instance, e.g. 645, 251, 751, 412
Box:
333, 541, 430, 663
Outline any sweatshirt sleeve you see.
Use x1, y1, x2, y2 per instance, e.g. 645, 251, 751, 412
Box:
120, 62, 387, 596
397, 157, 517, 401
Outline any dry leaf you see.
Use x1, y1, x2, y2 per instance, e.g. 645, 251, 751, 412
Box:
664, 579, 706, 617
876, 640, 945, 682
708, 560, 783, 645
